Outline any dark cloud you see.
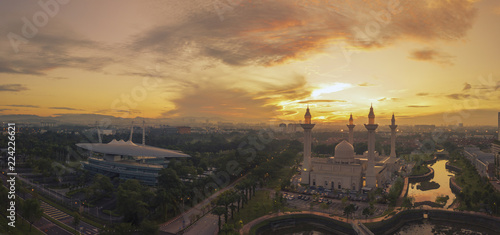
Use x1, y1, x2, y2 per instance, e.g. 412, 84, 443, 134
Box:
416, 92, 429, 96
462, 82, 471, 91
49, 107, 84, 111
407, 105, 430, 108
408, 48, 455, 65
1, 28, 115, 76
161, 73, 309, 121
446, 94, 471, 100
132, 0, 477, 67
4, 104, 39, 108
297, 100, 346, 104
0, 84, 28, 92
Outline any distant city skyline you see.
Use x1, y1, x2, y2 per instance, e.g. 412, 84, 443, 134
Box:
1, 0, 500, 125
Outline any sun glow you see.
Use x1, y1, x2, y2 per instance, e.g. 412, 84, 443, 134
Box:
311, 83, 352, 98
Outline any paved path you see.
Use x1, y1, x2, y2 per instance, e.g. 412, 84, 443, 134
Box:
160, 174, 249, 234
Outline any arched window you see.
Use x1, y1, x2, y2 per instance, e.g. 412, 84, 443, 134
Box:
331, 181, 334, 189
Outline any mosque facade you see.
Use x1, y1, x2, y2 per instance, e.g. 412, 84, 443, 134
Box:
300, 105, 399, 191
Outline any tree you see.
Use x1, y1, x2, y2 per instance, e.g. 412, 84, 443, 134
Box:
139, 219, 159, 235
403, 196, 415, 209
22, 198, 44, 231
86, 174, 113, 201
117, 180, 149, 226
211, 206, 226, 231
73, 212, 81, 231
362, 207, 373, 221
0, 185, 8, 214
343, 204, 356, 221
113, 223, 134, 235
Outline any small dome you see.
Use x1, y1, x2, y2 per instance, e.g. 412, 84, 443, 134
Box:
335, 140, 355, 160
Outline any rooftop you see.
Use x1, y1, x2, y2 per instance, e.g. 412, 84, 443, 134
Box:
76, 139, 190, 158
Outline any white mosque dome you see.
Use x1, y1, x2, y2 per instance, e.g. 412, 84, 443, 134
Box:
335, 140, 355, 160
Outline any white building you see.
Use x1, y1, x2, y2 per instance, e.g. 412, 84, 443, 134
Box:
300, 105, 399, 191
464, 146, 495, 179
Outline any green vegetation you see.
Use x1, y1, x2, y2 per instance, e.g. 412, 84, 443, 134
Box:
20, 185, 104, 229
416, 181, 440, 191
22, 198, 44, 232
435, 195, 449, 207
387, 177, 404, 206
102, 209, 120, 217
401, 196, 414, 209
452, 152, 500, 214
411, 165, 430, 176
0, 215, 45, 235
343, 204, 357, 221
85, 174, 114, 203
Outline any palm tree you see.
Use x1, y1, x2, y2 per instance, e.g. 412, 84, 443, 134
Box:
211, 206, 226, 231
229, 204, 237, 219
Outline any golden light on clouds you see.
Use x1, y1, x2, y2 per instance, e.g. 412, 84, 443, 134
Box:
0, 0, 499, 125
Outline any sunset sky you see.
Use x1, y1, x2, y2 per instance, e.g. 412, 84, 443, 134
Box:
1, 0, 500, 125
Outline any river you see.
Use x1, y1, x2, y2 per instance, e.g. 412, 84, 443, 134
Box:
407, 160, 456, 208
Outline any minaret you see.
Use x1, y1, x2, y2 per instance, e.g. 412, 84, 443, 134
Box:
129, 121, 134, 142
142, 120, 146, 146
301, 105, 315, 185
364, 104, 378, 188
389, 113, 397, 158
347, 113, 355, 144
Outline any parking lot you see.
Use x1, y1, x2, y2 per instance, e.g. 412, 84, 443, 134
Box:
282, 191, 388, 219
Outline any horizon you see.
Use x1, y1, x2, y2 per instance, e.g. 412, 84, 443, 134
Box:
1, 0, 500, 126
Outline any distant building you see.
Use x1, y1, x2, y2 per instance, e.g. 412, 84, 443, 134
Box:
494, 112, 500, 179
78, 123, 190, 185
287, 123, 299, 133
463, 146, 495, 179
160, 125, 191, 134
493, 141, 500, 179
498, 112, 500, 141
414, 125, 436, 132
40, 121, 57, 127
78, 140, 190, 185
100, 129, 116, 135
177, 126, 191, 134
279, 123, 287, 132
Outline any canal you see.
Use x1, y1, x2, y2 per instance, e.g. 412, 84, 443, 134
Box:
407, 160, 456, 208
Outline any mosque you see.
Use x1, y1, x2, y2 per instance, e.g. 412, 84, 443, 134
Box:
299, 105, 399, 191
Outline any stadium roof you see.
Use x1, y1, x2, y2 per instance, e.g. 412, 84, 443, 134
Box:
76, 139, 190, 158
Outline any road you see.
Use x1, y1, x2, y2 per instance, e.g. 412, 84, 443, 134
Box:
1, 171, 99, 235
1, 172, 71, 235
160, 174, 249, 234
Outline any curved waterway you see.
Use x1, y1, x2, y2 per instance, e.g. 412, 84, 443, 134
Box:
262, 220, 496, 235
407, 160, 456, 208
